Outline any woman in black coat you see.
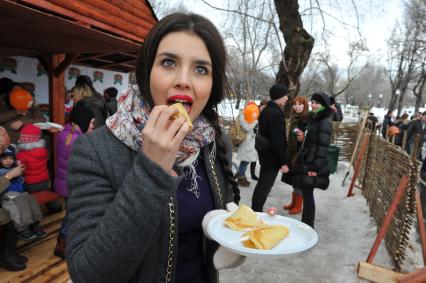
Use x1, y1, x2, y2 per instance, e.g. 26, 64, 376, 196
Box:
292, 92, 332, 229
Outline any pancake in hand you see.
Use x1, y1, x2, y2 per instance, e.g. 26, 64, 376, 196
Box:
242, 225, 289, 250
224, 204, 265, 231
170, 102, 193, 131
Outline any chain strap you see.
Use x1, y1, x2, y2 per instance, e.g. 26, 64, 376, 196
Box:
209, 156, 223, 208
165, 197, 176, 283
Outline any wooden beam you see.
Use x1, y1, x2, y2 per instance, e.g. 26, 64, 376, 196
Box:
20, 0, 146, 43
358, 262, 404, 283
49, 54, 65, 181
36, 55, 49, 72
99, 59, 136, 68
54, 54, 76, 77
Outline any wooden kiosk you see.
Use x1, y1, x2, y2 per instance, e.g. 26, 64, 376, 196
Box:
0, 0, 157, 281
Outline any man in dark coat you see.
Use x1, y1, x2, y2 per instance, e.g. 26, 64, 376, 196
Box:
251, 84, 289, 212
406, 111, 426, 159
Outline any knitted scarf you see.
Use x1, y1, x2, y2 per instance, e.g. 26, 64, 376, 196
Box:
106, 85, 215, 198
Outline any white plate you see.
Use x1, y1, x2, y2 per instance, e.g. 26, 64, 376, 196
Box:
34, 122, 64, 130
207, 212, 318, 258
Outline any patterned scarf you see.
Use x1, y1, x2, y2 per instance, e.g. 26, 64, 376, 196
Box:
106, 85, 216, 197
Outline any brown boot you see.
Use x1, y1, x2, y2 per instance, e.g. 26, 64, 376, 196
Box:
237, 176, 250, 187
283, 192, 296, 210
289, 195, 303, 215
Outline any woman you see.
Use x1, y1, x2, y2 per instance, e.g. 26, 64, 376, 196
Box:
66, 13, 240, 283
53, 101, 95, 259
282, 96, 309, 215
72, 75, 108, 129
292, 92, 332, 229
235, 102, 259, 187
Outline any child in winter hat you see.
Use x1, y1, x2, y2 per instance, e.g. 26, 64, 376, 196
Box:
0, 144, 46, 240
16, 124, 49, 188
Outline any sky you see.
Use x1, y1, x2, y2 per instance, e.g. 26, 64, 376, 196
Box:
155, 0, 404, 69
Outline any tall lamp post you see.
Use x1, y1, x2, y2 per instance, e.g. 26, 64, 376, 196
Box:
368, 94, 372, 108
378, 94, 383, 107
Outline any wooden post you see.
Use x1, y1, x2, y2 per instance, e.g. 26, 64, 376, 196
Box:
416, 192, 426, 265
366, 176, 409, 263
48, 54, 65, 181
402, 131, 408, 151
412, 134, 421, 159
347, 134, 369, 197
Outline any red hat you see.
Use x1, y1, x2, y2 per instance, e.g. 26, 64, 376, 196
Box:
19, 124, 41, 143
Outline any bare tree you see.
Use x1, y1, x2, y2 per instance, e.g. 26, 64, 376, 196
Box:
386, 0, 425, 114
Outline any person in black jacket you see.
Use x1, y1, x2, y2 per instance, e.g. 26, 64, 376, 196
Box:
292, 91, 332, 228
406, 111, 426, 159
251, 84, 289, 212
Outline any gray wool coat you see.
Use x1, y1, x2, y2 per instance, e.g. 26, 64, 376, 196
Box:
66, 126, 233, 283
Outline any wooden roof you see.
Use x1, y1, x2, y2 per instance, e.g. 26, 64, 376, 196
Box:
0, 0, 158, 72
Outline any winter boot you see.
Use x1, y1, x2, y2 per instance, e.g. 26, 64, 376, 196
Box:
30, 222, 47, 238
0, 250, 26, 271
289, 195, 303, 215
237, 176, 250, 187
250, 162, 259, 180
54, 235, 66, 260
0, 223, 26, 271
301, 208, 315, 229
283, 192, 297, 210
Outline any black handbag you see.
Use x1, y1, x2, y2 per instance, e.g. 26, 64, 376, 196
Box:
255, 132, 270, 153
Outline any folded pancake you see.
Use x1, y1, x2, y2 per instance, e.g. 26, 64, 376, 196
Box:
170, 102, 193, 131
224, 204, 265, 231
242, 225, 289, 250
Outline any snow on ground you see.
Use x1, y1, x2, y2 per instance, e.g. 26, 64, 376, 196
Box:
220, 159, 423, 283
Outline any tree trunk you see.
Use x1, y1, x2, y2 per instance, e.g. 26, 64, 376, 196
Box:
274, 0, 315, 115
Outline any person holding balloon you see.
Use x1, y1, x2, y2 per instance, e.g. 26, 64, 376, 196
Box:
235, 102, 260, 187
0, 86, 46, 144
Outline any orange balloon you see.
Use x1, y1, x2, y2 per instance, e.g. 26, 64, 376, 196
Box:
9, 88, 33, 111
243, 103, 260, 123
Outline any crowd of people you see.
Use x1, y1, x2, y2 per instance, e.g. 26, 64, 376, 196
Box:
0, 72, 117, 271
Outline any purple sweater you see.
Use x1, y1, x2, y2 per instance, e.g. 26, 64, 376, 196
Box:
54, 124, 83, 196
175, 157, 214, 283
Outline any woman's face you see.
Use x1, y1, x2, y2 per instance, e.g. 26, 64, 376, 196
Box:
150, 31, 213, 122
311, 100, 322, 112
293, 101, 304, 114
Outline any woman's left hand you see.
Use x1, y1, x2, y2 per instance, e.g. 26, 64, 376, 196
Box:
141, 105, 191, 174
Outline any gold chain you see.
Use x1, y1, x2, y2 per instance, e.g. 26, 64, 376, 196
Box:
209, 156, 223, 208
165, 197, 176, 283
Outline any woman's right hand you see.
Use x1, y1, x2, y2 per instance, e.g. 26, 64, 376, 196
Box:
6, 164, 25, 178
141, 105, 191, 174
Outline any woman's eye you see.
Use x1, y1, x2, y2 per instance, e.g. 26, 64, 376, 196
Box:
161, 59, 175, 68
195, 66, 208, 75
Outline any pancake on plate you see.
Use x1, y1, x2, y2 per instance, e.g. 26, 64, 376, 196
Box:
242, 225, 289, 250
224, 204, 265, 231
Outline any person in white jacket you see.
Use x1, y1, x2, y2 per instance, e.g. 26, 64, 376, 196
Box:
235, 104, 259, 187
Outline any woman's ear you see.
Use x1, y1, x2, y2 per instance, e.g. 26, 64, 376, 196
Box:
87, 118, 95, 133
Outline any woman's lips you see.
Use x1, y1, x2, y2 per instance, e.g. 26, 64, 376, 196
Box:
167, 95, 193, 113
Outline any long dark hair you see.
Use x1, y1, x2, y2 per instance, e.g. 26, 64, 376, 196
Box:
135, 13, 240, 204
